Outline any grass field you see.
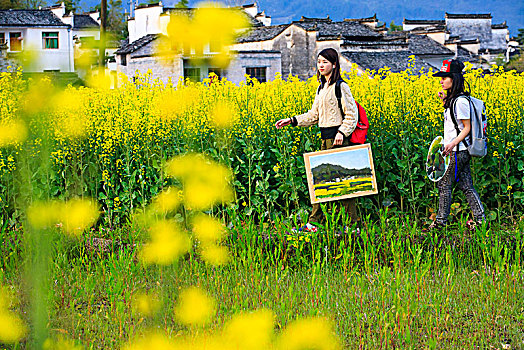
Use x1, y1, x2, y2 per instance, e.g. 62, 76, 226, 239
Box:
1, 210, 524, 349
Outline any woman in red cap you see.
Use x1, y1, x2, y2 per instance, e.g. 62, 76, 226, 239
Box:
275, 48, 359, 233
430, 59, 486, 231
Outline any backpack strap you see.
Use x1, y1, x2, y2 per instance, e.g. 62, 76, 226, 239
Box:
449, 96, 470, 150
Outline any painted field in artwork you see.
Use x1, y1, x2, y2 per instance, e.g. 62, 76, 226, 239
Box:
314, 176, 375, 198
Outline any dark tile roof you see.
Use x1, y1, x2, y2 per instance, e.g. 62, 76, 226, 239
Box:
0, 9, 69, 27
341, 51, 433, 73
403, 19, 445, 25
343, 14, 377, 23
115, 34, 160, 55
73, 14, 99, 29
445, 13, 492, 19
236, 24, 289, 43
409, 24, 448, 33
491, 22, 508, 29
408, 34, 454, 55
294, 19, 382, 39
456, 46, 485, 63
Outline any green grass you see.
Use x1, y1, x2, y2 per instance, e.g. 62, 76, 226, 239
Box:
1, 211, 524, 349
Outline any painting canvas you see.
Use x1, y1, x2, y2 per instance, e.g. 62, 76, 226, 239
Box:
303, 144, 378, 204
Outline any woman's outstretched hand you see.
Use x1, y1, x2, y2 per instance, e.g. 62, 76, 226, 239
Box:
437, 90, 446, 101
275, 118, 292, 129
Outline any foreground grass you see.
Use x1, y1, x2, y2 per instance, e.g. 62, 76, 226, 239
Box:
1, 214, 524, 349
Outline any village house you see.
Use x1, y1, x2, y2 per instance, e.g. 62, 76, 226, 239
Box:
0, 4, 119, 82
0, 8, 75, 72
112, 5, 513, 84
403, 13, 512, 67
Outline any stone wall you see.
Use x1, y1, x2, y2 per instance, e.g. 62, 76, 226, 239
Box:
226, 51, 281, 84
117, 54, 183, 85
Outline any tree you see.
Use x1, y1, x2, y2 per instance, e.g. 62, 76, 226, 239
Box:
516, 28, 524, 46
0, 0, 46, 9
388, 20, 402, 33
174, 0, 188, 8
107, 0, 127, 40
55, 0, 78, 13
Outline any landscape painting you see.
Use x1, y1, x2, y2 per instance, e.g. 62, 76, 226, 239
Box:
304, 144, 378, 204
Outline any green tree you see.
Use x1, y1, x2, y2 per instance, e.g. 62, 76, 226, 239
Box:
55, 0, 78, 13
516, 28, 524, 45
388, 20, 403, 33
174, 0, 188, 8
107, 0, 127, 40
0, 0, 46, 9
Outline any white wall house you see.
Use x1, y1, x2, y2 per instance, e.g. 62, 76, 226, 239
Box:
403, 13, 511, 66
0, 9, 75, 72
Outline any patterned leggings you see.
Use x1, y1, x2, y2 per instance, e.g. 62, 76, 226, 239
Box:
436, 150, 485, 225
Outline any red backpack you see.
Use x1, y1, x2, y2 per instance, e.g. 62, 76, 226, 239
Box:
319, 79, 369, 144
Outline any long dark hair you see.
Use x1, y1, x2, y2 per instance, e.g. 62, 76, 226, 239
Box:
443, 72, 470, 109
317, 48, 341, 87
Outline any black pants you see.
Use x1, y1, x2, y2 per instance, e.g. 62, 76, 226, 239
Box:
436, 150, 485, 225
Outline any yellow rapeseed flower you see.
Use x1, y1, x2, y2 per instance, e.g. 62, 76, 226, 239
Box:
152, 187, 181, 213
61, 199, 99, 235
278, 317, 341, 350
124, 332, 176, 350
27, 200, 63, 229
166, 154, 234, 210
222, 309, 275, 350
0, 120, 27, 147
42, 336, 83, 350
201, 244, 229, 266
132, 292, 161, 317
192, 214, 224, 244
174, 287, 215, 326
140, 220, 190, 265
211, 101, 237, 128
0, 312, 26, 344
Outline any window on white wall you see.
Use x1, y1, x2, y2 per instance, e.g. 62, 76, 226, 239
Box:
42, 32, 59, 49
0, 33, 5, 44
208, 67, 223, 79
246, 67, 267, 83
9, 32, 22, 51
184, 67, 201, 82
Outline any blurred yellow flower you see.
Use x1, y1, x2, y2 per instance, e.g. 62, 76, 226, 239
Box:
174, 287, 215, 326
166, 154, 234, 210
132, 292, 161, 317
124, 332, 176, 350
192, 214, 224, 244
278, 317, 341, 350
62, 199, 100, 235
27, 200, 63, 229
211, 101, 237, 128
0, 312, 26, 344
0, 120, 27, 147
140, 220, 190, 265
152, 187, 181, 213
43, 336, 83, 350
222, 309, 275, 350
165, 3, 249, 68
201, 244, 229, 266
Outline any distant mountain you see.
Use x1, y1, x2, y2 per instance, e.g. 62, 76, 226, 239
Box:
312, 163, 371, 184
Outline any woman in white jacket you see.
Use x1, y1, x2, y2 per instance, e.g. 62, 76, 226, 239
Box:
275, 48, 359, 232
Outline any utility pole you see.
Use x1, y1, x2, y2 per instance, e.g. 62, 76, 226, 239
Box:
99, 0, 107, 76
